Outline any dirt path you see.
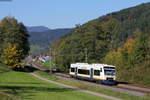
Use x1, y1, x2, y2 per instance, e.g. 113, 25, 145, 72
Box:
30, 73, 122, 100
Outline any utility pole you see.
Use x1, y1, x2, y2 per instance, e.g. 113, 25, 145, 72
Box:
53, 49, 56, 66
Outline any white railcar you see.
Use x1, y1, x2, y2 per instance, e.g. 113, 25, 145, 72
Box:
69, 63, 117, 85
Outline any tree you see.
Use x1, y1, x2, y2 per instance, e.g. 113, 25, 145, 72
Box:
131, 33, 149, 64
0, 25, 3, 57
1, 17, 30, 59
0, 17, 30, 69
1, 44, 22, 69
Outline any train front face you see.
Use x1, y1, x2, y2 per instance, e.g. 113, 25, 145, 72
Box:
101, 66, 117, 85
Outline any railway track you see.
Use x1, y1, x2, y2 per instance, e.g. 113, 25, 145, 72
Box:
55, 73, 150, 92
31, 62, 150, 97
54, 73, 150, 97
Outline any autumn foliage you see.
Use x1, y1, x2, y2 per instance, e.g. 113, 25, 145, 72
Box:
0, 17, 29, 69
104, 33, 150, 85
1, 44, 22, 69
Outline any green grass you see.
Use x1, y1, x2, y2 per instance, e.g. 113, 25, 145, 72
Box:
34, 70, 150, 100
0, 65, 108, 100
36, 61, 55, 69
42, 61, 55, 69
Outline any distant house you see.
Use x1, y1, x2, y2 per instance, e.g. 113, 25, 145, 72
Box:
39, 56, 50, 62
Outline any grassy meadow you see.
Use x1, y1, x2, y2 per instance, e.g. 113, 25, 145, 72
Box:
0, 64, 108, 100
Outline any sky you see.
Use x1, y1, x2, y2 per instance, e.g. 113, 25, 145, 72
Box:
0, 0, 150, 29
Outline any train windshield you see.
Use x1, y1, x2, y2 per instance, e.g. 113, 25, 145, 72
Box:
104, 67, 115, 76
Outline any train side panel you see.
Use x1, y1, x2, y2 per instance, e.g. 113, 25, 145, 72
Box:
69, 63, 117, 85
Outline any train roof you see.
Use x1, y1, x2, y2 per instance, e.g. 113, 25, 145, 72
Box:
71, 63, 115, 69
92, 64, 115, 67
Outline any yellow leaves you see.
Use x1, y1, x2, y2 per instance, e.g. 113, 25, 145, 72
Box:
1, 44, 22, 69
3, 45, 20, 59
104, 38, 136, 68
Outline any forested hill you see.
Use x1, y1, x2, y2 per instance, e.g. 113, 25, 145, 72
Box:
51, 2, 150, 86
98, 2, 150, 44
27, 26, 72, 47
27, 26, 50, 32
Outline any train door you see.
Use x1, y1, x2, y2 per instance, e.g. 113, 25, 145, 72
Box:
90, 68, 93, 78
100, 68, 102, 78
75, 67, 77, 76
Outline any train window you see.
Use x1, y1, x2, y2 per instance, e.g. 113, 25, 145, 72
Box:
94, 70, 100, 76
71, 68, 75, 72
78, 69, 90, 75
104, 66, 115, 70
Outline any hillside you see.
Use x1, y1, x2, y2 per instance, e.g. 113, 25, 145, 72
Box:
51, 3, 150, 85
27, 26, 72, 47
26, 26, 72, 55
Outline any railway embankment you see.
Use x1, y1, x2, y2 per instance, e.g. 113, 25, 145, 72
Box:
31, 62, 150, 99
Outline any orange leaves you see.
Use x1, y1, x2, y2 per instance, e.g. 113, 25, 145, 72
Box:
123, 38, 135, 53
